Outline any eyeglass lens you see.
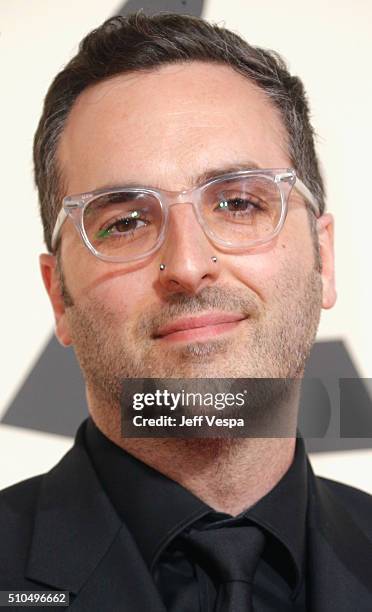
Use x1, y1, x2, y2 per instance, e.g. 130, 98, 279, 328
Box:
82, 175, 283, 259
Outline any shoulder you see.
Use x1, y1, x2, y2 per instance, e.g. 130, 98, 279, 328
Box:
0, 474, 44, 583
314, 474, 372, 536
0, 473, 44, 516
316, 474, 372, 510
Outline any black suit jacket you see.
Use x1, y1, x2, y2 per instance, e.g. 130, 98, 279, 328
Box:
1, 424, 372, 611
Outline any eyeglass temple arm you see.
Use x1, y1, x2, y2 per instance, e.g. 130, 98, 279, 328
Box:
51, 208, 68, 252
294, 178, 320, 216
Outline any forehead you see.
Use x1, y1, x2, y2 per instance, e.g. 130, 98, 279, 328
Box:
58, 61, 290, 193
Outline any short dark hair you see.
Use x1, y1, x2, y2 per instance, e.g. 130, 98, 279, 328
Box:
33, 11, 325, 253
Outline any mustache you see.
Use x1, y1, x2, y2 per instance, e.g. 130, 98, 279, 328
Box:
135, 285, 260, 337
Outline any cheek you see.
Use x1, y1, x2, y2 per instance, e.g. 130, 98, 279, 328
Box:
230, 250, 285, 302
78, 265, 156, 324
61, 229, 153, 310
229, 223, 314, 300
95, 276, 150, 313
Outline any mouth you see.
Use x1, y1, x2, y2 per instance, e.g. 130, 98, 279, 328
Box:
153, 312, 247, 343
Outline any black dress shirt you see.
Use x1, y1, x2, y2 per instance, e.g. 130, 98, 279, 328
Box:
84, 418, 308, 610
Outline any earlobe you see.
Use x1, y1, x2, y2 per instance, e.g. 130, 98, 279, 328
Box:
39, 253, 73, 347
317, 213, 337, 310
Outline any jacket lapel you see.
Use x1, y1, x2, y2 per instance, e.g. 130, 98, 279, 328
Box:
25, 425, 166, 611
307, 460, 372, 611
67, 524, 167, 611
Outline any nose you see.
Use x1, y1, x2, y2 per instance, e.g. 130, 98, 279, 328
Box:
157, 202, 221, 295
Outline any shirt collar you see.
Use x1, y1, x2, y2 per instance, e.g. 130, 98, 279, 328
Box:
84, 418, 308, 592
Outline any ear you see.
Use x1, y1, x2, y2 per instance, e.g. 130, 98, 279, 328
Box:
39, 253, 72, 346
317, 213, 337, 309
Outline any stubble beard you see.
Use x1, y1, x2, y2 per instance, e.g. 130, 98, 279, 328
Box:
64, 263, 322, 438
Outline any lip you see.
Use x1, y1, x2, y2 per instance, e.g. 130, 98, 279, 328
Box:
154, 313, 247, 342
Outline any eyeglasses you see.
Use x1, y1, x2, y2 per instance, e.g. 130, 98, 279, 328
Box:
51, 168, 319, 263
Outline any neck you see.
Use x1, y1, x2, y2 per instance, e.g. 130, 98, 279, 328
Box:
89, 386, 300, 515
117, 436, 296, 515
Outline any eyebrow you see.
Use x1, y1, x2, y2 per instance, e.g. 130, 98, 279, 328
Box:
193, 160, 261, 186
92, 160, 262, 193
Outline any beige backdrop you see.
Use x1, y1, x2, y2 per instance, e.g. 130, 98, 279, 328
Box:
0, 0, 371, 492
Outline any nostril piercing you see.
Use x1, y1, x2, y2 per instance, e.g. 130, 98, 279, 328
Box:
211, 256, 218, 263
159, 263, 166, 271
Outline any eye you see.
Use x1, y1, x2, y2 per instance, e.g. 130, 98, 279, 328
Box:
95, 210, 148, 240
217, 197, 261, 213
215, 193, 266, 216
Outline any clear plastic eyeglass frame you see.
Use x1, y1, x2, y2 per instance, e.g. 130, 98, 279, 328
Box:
51, 168, 320, 263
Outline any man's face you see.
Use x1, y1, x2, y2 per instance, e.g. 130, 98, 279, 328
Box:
41, 62, 336, 406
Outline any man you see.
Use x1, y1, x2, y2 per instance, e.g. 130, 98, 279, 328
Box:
0, 11, 371, 611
